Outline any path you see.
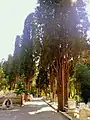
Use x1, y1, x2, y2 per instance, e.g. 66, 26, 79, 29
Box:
0, 97, 70, 120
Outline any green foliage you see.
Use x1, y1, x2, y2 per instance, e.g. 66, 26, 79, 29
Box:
15, 80, 28, 95
69, 77, 75, 98
20, 46, 35, 77
2, 55, 16, 90
13, 35, 22, 76
1, 0, 90, 108
30, 86, 37, 96
76, 63, 90, 87
0, 67, 7, 90
76, 63, 90, 103
19, 13, 36, 79
35, 0, 89, 75
36, 67, 49, 90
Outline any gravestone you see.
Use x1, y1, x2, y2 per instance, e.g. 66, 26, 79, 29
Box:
67, 99, 77, 117
2, 98, 13, 109
87, 98, 90, 108
79, 107, 90, 120
79, 102, 86, 109
68, 99, 76, 109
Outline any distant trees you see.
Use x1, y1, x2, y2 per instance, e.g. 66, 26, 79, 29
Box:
19, 13, 36, 101
36, 67, 49, 96
0, 66, 7, 90
1, 0, 90, 111
1, 13, 36, 100
2, 54, 15, 90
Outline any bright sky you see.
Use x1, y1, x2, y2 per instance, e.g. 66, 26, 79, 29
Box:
0, 0, 37, 61
0, 0, 90, 62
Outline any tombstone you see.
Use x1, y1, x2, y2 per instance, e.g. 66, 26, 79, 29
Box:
66, 99, 77, 118
79, 109, 88, 120
87, 98, 90, 108
30, 94, 33, 99
68, 99, 76, 109
2, 98, 13, 109
79, 102, 86, 109
87, 102, 90, 108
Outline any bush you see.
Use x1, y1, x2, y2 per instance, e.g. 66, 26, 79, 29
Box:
76, 63, 90, 103
30, 86, 37, 96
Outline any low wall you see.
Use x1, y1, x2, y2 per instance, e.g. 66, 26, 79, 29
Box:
0, 96, 22, 106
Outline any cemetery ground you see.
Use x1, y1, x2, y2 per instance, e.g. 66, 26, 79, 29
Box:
0, 97, 70, 120
0, 90, 90, 120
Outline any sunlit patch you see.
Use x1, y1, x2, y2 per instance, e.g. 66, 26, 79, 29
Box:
10, 109, 20, 112
23, 97, 47, 106
49, 102, 58, 109
24, 101, 46, 106
29, 111, 36, 115
28, 106, 56, 115
72, 0, 77, 3
86, 3, 90, 19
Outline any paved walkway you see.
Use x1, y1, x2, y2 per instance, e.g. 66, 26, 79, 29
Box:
0, 98, 71, 120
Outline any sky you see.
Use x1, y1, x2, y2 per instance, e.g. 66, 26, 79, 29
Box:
0, 0, 37, 61
0, 0, 90, 61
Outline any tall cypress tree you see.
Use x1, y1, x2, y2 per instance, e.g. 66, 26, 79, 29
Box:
36, 0, 90, 110
20, 13, 36, 101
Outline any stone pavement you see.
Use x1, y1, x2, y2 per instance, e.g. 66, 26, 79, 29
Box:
0, 97, 71, 120
43, 99, 79, 120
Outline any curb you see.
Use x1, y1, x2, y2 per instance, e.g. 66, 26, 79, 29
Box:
43, 99, 72, 120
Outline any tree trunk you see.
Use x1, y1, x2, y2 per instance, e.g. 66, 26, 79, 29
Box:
57, 57, 64, 111
24, 77, 29, 101
50, 67, 55, 101
38, 88, 41, 97
64, 56, 69, 106
44, 85, 48, 99
29, 80, 32, 91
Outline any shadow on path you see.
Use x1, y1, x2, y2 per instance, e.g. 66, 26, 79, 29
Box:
0, 97, 70, 120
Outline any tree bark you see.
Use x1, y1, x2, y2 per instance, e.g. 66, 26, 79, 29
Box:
29, 80, 32, 91
50, 67, 55, 101
57, 57, 64, 111
24, 77, 29, 101
38, 88, 41, 97
64, 56, 69, 106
